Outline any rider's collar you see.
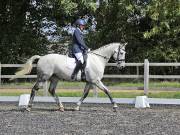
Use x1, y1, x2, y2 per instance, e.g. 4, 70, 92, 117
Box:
77, 27, 84, 34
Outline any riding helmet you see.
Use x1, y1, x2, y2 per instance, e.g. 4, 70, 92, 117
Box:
75, 19, 86, 26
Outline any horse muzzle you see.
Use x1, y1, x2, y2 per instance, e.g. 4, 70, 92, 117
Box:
117, 61, 125, 69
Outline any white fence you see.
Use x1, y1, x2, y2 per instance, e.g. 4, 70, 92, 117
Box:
0, 59, 180, 94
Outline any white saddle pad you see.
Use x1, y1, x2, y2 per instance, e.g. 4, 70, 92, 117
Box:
66, 57, 76, 70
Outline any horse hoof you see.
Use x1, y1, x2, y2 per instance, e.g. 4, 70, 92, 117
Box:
74, 106, 80, 111
25, 107, 31, 112
113, 107, 117, 112
113, 103, 118, 112
113, 103, 118, 108
58, 107, 64, 112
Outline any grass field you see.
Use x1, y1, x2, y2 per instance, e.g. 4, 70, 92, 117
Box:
0, 88, 180, 98
1, 80, 180, 88
0, 81, 180, 98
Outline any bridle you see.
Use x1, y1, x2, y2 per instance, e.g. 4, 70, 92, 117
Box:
116, 45, 125, 64
90, 45, 126, 64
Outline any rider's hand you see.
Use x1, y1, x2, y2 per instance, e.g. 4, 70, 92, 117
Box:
87, 48, 91, 52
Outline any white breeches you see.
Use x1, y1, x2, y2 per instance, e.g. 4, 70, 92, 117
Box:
74, 52, 84, 64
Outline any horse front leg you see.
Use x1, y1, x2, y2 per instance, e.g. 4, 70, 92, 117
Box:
95, 80, 118, 112
74, 82, 91, 111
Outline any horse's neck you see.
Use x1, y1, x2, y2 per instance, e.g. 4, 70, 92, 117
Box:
89, 45, 115, 71
94, 44, 116, 62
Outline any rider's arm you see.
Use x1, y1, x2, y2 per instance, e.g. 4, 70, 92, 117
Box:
74, 29, 89, 50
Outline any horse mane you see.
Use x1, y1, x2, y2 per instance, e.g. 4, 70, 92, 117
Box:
93, 43, 119, 52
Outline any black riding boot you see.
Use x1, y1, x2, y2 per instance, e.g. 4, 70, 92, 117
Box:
71, 61, 82, 80
81, 63, 86, 81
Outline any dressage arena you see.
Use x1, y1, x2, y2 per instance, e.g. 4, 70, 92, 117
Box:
0, 102, 180, 135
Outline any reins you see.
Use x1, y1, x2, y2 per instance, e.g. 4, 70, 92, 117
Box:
89, 44, 126, 63
90, 52, 110, 60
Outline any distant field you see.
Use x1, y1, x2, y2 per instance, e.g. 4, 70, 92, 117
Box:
0, 88, 180, 98
0, 81, 180, 98
1, 81, 180, 88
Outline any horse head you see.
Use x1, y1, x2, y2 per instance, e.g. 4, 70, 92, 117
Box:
112, 43, 127, 69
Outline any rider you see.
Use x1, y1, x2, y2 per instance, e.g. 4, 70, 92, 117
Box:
71, 18, 90, 80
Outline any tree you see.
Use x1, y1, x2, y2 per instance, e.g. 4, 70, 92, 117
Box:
0, 0, 50, 64
143, 0, 180, 62
87, 0, 151, 62
1, 0, 179, 72
87, 0, 180, 63
0, 0, 98, 64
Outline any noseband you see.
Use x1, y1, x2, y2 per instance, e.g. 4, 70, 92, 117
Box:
116, 46, 125, 64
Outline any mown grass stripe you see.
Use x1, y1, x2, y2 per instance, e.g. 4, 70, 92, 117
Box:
0, 89, 180, 98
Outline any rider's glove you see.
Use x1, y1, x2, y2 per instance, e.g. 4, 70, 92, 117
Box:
87, 48, 91, 52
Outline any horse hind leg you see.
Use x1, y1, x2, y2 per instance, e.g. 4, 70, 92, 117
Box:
26, 74, 50, 112
48, 77, 64, 112
26, 80, 40, 111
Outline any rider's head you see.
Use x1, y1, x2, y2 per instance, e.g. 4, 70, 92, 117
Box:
75, 19, 86, 30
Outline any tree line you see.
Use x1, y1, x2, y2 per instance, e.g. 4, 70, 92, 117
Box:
0, 0, 179, 75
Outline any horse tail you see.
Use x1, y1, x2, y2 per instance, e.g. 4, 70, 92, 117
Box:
10, 55, 41, 80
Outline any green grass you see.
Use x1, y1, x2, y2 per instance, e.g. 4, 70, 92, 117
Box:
0, 92, 29, 96
56, 91, 180, 99
0, 90, 180, 99
149, 81, 180, 88
1, 81, 180, 98
2, 81, 180, 88
105, 81, 180, 88
1, 81, 86, 88
56, 91, 144, 98
148, 91, 180, 98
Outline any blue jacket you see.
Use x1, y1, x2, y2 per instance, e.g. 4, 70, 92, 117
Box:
72, 28, 88, 54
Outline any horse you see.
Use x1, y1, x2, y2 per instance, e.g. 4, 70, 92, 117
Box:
12, 42, 126, 111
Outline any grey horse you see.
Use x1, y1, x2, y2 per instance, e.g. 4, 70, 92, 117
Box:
13, 43, 126, 111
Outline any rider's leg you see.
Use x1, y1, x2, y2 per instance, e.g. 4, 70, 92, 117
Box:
82, 53, 87, 67
71, 52, 84, 80
81, 53, 87, 77
74, 52, 84, 64
79, 53, 87, 81
71, 60, 83, 80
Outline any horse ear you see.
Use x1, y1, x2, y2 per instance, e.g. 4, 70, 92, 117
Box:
121, 42, 127, 48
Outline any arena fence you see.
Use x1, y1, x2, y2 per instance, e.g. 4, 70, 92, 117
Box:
0, 59, 180, 95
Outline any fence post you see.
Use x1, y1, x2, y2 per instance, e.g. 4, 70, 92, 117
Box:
136, 66, 139, 79
0, 62, 1, 86
144, 59, 149, 95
